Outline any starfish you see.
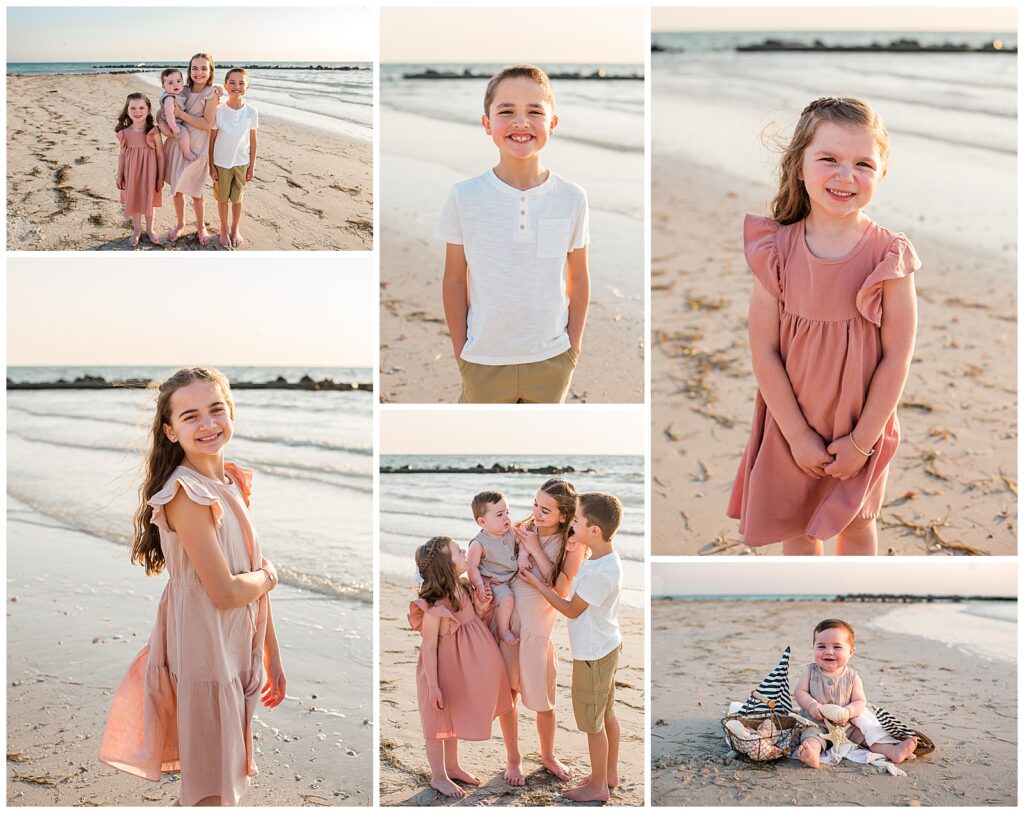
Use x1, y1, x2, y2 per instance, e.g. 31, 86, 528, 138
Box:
822, 719, 849, 749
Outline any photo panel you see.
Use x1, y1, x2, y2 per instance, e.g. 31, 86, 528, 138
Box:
650, 7, 1017, 555
378, 408, 645, 804
7, 257, 374, 805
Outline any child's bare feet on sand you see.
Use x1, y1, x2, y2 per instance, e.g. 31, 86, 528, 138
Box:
873, 737, 917, 764
164, 225, 184, 243
797, 739, 822, 768
562, 782, 610, 802
430, 778, 466, 799
573, 772, 619, 789
504, 760, 525, 787
499, 630, 519, 646
218, 233, 232, 248
446, 767, 481, 786
197, 229, 211, 246
231, 231, 244, 248
130, 231, 142, 247
147, 231, 162, 245
542, 755, 573, 781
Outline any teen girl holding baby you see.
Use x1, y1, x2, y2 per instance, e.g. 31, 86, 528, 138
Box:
728, 97, 919, 555
162, 52, 220, 245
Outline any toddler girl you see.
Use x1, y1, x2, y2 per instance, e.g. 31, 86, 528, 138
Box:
114, 92, 163, 246
410, 535, 513, 798
795, 619, 918, 768
157, 68, 198, 162
99, 367, 286, 805
728, 97, 920, 555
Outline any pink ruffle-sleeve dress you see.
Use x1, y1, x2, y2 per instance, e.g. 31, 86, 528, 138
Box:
99, 463, 268, 806
163, 85, 217, 199
117, 127, 162, 217
727, 215, 921, 546
409, 587, 513, 740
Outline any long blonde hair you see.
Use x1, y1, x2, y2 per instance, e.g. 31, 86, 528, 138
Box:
130, 367, 234, 575
416, 536, 466, 612
770, 97, 889, 225
521, 478, 578, 585
187, 52, 216, 91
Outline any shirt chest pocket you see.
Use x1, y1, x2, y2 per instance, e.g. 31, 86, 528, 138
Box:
536, 218, 571, 259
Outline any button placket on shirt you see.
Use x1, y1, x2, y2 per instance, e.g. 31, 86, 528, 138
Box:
518, 193, 526, 235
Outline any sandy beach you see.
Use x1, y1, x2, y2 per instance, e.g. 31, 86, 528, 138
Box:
6, 73, 372, 250
379, 73, 644, 404
6, 495, 373, 806
651, 598, 1017, 806
378, 577, 645, 806
651, 158, 1017, 555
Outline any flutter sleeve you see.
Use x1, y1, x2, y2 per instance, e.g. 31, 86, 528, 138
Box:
147, 469, 225, 533
408, 598, 460, 634
743, 214, 783, 299
855, 234, 921, 327
224, 462, 253, 507
116, 129, 127, 149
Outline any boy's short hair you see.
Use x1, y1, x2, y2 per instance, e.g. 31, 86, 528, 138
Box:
578, 492, 623, 541
160, 68, 183, 83
224, 67, 249, 82
483, 64, 555, 115
813, 618, 856, 647
472, 490, 506, 520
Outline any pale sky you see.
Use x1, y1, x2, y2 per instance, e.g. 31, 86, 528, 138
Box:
7, 258, 374, 367
653, 560, 1018, 597
653, 6, 1016, 32
6, 7, 375, 62
381, 409, 645, 455
381, 7, 645, 64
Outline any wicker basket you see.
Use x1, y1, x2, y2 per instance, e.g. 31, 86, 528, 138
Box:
722, 711, 813, 762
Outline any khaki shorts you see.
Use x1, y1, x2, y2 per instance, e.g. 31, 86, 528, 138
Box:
571, 644, 620, 734
457, 348, 578, 404
213, 164, 248, 203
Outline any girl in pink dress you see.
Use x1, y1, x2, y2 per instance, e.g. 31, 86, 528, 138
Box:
728, 97, 920, 555
114, 93, 163, 247
99, 368, 286, 805
409, 535, 514, 799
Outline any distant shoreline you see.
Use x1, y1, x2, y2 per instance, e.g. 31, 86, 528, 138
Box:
652, 36, 1015, 54
654, 594, 1016, 603
403, 68, 643, 80
8, 375, 372, 392
380, 462, 591, 475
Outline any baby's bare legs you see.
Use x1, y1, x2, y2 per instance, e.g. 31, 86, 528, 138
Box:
163, 98, 180, 137
796, 737, 823, 768
443, 739, 481, 786
177, 125, 198, 162
496, 595, 518, 645
869, 737, 917, 764
782, 536, 824, 556
425, 738, 466, 798
835, 516, 878, 556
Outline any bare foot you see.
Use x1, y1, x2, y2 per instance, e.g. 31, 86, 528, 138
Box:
183, 151, 199, 162
562, 783, 610, 802
873, 737, 918, 764
573, 772, 619, 789
447, 767, 481, 786
504, 760, 525, 787
197, 230, 211, 246
797, 740, 822, 769
146, 231, 162, 245
542, 755, 573, 781
231, 231, 244, 247
218, 233, 232, 248
164, 225, 184, 242
430, 778, 466, 799
499, 630, 519, 646
130, 232, 141, 247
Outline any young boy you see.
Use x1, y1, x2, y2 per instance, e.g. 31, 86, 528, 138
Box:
437, 64, 590, 404
209, 67, 258, 248
517, 492, 623, 801
466, 491, 530, 646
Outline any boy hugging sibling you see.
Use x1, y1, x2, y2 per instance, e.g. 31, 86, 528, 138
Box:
517, 493, 624, 802
439, 65, 590, 404
466, 491, 529, 646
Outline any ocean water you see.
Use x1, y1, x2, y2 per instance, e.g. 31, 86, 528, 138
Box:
7, 366, 373, 603
379, 453, 644, 607
8, 61, 373, 142
652, 32, 1017, 253
871, 601, 1017, 663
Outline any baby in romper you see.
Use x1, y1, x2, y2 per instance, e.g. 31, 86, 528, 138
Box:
156, 68, 202, 161
466, 491, 531, 646
795, 619, 918, 768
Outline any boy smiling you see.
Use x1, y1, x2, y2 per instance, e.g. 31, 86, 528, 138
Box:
438, 65, 590, 403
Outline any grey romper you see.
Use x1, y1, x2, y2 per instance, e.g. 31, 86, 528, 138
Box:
798, 663, 867, 748
472, 529, 518, 601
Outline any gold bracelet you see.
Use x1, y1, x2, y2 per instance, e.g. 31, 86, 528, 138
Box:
849, 432, 874, 457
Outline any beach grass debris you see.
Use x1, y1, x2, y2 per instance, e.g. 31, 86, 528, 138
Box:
917, 450, 950, 481
7, 752, 30, 762
685, 294, 727, 311
699, 534, 742, 555
693, 461, 710, 482
694, 405, 737, 429
928, 426, 957, 441
881, 512, 988, 555
900, 399, 934, 413
999, 470, 1017, 495
74, 155, 91, 165
89, 214, 104, 227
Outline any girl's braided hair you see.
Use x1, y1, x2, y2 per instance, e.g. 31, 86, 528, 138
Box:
415, 536, 465, 612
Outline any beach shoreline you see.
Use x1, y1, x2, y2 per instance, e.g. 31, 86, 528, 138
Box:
652, 155, 1017, 555
6, 73, 372, 250
6, 496, 373, 806
651, 598, 1017, 806
379, 576, 645, 806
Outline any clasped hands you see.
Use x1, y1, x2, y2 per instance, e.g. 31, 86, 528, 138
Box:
790, 430, 871, 481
